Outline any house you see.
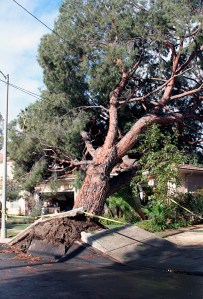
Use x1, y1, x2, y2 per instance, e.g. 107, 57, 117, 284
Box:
0, 153, 77, 215
178, 165, 203, 193
35, 164, 203, 211
139, 164, 203, 201
34, 175, 77, 214
1, 152, 203, 216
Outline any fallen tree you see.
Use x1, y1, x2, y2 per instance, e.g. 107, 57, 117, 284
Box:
9, 0, 203, 215
9, 208, 104, 252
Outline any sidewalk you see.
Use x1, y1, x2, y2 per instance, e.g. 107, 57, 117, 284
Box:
165, 224, 203, 246
0, 230, 21, 244
0, 237, 10, 244
81, 224, 203, 274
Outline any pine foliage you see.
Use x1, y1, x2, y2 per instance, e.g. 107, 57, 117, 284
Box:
9, 0, 203, 192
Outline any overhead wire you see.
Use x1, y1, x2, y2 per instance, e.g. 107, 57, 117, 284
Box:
0, 1, 79, 109
0, 79, 41, 100
1, 1, 68, 103
11, 0, 77, 51
3, 1, 80, 105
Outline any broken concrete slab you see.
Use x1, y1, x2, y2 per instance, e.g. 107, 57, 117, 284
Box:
81, 227, 139, 253
111, 224, 155, 240
106, 242, 178, 263
27, 239, 66, 259
81, 224, 203, 274
81, 224, 170, 253
0, 238, 11, 244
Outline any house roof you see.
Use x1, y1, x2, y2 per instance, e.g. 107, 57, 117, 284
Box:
179, 164, 203, 174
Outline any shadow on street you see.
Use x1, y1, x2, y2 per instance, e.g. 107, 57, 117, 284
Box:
0, 238, 203, 299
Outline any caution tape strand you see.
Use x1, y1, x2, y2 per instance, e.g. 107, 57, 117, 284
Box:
169, 198, 203, 220
81, 211, 127, 225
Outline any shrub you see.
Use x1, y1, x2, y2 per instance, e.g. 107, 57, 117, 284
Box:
174, 190, 203, 223
139, 196, 191, 231
105, 187, 140, 223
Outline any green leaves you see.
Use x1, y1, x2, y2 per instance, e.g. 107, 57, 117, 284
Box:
8, 0, 203, 194
20, 160, 47, 192
131, 124, 187, 200
8, 91, 90, 191
106, 187, 137, 222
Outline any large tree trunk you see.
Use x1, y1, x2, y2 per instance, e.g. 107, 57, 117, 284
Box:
74, 114, 183, 215
74, 147, 117, 214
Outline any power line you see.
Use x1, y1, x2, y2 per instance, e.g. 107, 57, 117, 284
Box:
9, 82, 41, 100
0, 79, 41, 100
11, 0, 76, 50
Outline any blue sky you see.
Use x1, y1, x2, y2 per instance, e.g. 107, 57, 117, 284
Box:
0, 0, 63, 121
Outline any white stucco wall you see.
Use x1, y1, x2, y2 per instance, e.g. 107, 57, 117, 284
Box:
0, 159, 14, 181
7, 197, 27, 215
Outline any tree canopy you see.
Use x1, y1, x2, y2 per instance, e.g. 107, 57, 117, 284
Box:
9, 0, 203, 212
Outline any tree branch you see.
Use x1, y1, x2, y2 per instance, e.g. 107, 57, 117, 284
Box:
116, 113, 184, 159
176, 50, 197, 74
80, 131, 96, 158
157, 39, 182, 108
80, 105, 109, 112
129, 41, 145, 76
122, 75, 176, 104
184, 113, 203, 122
97, 72, 128, 162
170, 84, 203, 100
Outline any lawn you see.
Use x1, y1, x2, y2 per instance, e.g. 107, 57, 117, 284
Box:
6, 223, 31, 238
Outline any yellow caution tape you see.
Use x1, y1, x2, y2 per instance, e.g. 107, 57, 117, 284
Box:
81, 211, 127, 225
1, 209, 125, 224
170, 198, 203, 220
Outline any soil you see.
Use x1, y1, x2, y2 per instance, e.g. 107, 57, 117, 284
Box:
14, 215, 104, 253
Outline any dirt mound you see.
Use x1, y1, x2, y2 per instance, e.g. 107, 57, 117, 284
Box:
14, 215, 104, 253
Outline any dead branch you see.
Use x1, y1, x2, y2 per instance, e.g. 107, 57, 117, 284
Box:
176, 50, 198, 74
80, 131, 96, 158
170, 84, 203, 100
124, 75, 176, 104
80, 105, 109, 112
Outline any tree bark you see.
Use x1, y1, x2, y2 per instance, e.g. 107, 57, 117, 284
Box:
74, 147, 117, 214
73, 113, 184, 215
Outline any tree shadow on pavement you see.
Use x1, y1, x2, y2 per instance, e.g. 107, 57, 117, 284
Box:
0, 244, 203, 299
0, 225, 203, 299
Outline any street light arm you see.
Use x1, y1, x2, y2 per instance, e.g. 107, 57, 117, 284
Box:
0, 71, 7, 80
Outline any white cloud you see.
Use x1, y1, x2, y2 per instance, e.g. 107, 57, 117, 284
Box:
0, 0, 63, 120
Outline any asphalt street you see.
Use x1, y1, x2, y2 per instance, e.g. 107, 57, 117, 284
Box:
0, 242, 203, 299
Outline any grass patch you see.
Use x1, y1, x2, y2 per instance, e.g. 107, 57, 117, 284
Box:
105, 224, 124, 229
7, 216, 36, 225
7, 223, 30, 230
6, 223, 30, 238
7, 231, 18, 238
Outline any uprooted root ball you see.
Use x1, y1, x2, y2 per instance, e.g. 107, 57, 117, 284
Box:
15, 215, 104, 252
